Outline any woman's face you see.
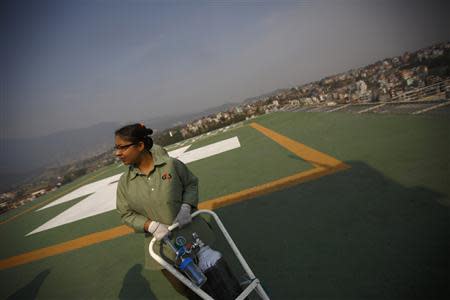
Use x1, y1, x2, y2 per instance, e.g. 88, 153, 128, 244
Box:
114, 135, 143, 165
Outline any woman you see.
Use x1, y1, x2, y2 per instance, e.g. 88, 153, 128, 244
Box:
115, 123, 214, 300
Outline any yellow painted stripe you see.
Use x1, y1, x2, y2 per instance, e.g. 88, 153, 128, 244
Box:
198, 166, 347, 210
0, 122, 350, 270
0, 226, 133, 270
250, 122, 347, 169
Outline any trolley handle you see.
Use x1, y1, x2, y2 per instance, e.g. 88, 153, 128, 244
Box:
151, 210, 205, 244
169, 209, 204, 230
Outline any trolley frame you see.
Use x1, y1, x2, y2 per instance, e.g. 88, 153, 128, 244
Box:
149, 209, 270, 300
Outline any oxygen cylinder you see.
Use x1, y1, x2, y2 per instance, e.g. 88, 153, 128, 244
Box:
193, 233, 244, 300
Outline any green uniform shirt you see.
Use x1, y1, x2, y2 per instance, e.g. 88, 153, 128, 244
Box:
116, 144, 215, 270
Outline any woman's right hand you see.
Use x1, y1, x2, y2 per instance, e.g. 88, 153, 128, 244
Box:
147, 221, 170, 241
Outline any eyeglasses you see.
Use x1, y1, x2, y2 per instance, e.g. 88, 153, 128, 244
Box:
114, 143, 138, 151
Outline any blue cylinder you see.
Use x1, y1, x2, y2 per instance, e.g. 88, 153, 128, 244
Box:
179, 257, 207, 287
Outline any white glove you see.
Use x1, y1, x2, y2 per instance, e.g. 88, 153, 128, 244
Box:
173, 203, 192, 228
147, 221, 170, 241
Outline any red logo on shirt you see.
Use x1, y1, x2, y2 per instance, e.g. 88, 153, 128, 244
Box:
162, 173, 172, 181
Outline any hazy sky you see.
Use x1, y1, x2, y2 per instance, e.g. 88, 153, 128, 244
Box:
1, 0, 449, 139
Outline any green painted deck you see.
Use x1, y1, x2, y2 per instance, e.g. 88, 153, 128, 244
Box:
1, 111, 449, 299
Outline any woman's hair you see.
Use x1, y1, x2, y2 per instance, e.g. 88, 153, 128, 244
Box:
115, 123, 154, 150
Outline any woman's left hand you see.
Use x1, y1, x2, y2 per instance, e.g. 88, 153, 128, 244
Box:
173, 203, 192, 228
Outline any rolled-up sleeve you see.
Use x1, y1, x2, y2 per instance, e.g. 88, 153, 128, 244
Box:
173, 158, 199, 208
116, 177, 147, 233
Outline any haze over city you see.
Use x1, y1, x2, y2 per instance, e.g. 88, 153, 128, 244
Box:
2, 0, 449, 139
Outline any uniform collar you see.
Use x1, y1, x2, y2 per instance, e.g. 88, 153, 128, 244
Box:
128, 145, 169, 181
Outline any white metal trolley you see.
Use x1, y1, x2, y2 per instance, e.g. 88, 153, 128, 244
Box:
149, 209, 270, 300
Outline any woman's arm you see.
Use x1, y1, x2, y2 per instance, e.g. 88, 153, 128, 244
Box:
173, 158, 199, 208
116, 178, 149, 233
143, 219, 152, 232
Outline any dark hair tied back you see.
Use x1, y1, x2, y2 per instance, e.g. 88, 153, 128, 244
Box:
115, 123, 154, 150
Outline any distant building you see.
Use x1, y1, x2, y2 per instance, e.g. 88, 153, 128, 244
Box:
233, 106, 243, 113
180, 128, 189, 138
31, 189, 47, 198
1, 192, 16, 200
400, 69, 414, 80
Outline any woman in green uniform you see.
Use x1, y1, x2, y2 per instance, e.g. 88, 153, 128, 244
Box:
115, 123, 214, 300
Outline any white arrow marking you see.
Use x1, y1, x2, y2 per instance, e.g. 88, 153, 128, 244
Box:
177, 136, 240, 164
36, 174, 123, 211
